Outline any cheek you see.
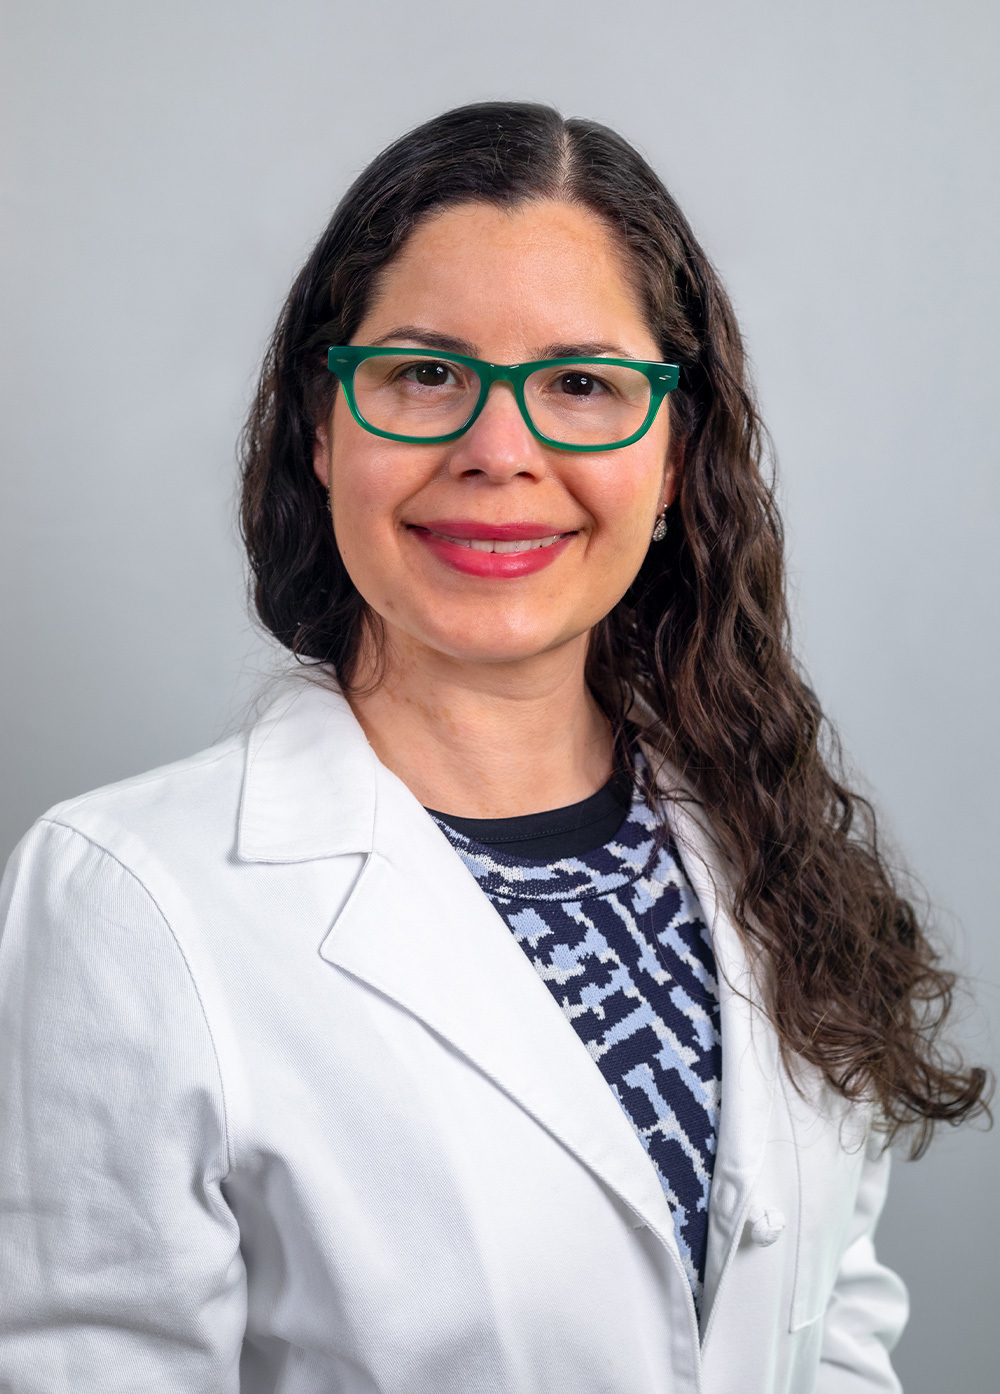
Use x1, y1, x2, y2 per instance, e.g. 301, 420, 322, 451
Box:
327, 414, 391, 577
581, 440, 667, 552
327, 410, 439, 607
329, 458, 402, 603
329, 398, 398, 530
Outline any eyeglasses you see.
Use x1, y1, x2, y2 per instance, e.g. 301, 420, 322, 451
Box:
326, 346, 680, 452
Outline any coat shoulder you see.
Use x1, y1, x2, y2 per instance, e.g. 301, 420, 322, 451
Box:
33, 733, 249, 874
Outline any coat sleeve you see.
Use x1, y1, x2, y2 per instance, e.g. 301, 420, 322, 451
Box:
0, 819, 246, 1393
814, 1139, 909, 1393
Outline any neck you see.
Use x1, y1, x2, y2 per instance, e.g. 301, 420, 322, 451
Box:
347, 630, 613, 819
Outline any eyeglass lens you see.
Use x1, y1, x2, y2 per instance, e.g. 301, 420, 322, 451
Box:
351, 354, 653, 445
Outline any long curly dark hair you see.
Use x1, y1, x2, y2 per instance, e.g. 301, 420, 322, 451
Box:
240, 101, 989, 1156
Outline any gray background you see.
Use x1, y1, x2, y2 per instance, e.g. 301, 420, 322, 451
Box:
2, 1, 997, 1386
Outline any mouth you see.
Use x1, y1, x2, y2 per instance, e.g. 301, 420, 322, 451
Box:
406, 520, 578, 579
418, 528, 568, 554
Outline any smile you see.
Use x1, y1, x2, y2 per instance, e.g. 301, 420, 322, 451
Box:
408, 522, 577, 578
424, 530, 566, 553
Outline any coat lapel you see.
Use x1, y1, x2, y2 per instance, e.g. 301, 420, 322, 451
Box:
319, 754, 682, 1254
667, 795, 779, 1332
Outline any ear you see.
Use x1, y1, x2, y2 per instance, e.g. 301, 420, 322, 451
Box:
313, 418, 331, 489
658, 436, 684, 512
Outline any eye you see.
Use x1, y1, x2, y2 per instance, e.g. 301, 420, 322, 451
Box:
554, 370, 609, 397
398, 360, 460, 388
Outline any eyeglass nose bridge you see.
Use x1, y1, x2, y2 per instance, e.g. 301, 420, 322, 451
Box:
362, 359, 527, 446
464, 363, 537, 437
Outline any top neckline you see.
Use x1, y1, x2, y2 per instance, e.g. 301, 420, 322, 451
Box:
425, 763, 632, 861
428, 751, 673, 903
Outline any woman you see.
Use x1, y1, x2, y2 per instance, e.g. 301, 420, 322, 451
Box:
0, 102, 988, 1393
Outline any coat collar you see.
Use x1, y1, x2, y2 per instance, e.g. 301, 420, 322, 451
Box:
238, 676, 777, 1333
237, 675, 377, 862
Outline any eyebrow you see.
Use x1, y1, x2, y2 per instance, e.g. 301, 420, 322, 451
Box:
370, 327, 478, 355
544, 341, 635, 360
368, 326, 639, 362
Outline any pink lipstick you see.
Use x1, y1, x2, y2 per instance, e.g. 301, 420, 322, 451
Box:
408, 519, 576, 578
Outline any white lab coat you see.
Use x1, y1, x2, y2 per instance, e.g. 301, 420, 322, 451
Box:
0, 677, 908, 1393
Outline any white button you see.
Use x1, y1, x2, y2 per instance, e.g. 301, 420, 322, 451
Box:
747, 1205, 786, 1246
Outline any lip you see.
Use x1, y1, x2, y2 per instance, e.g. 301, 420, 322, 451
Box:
407, 519, 577, 578
416, 519, 570, 541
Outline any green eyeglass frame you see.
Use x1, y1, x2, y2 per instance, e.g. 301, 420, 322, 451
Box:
326, 345, 680, 452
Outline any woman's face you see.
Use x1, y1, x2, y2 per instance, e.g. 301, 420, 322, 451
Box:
313, 198, 676, 670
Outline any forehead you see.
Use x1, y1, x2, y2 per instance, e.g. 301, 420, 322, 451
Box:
360, 198, 656, 356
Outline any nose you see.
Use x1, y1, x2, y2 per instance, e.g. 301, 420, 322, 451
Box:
444, 380, 549, 483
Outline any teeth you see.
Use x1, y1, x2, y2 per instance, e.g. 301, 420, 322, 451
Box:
431, 531, 563, 553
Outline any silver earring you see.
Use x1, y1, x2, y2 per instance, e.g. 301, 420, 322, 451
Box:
651, 508, 668, 542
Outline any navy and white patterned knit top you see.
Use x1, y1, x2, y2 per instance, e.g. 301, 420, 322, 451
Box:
430, 764, 723, 1306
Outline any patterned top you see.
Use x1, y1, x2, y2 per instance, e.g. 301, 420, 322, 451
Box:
432, 778, 723, 1306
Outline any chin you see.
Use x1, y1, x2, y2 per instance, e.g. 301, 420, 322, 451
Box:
419, 616, 578, 667
436, 638, 561, 666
